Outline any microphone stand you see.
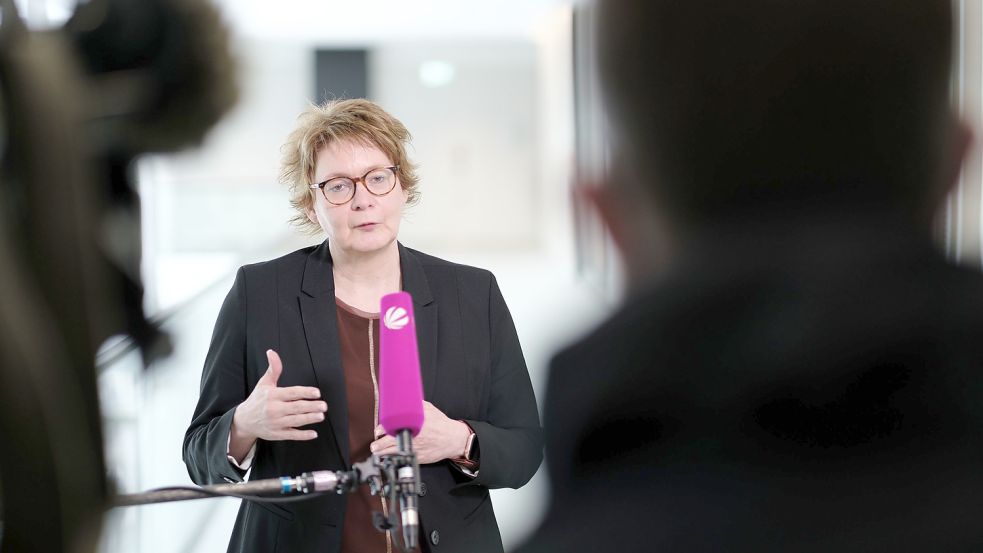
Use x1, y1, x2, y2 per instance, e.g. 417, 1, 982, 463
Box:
112, 468, 358, 507
111, 448, 421, 553
389, 430, 421, 551
361, 431, 420, 553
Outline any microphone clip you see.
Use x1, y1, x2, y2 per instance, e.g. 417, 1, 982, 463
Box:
360, 430, 420, 552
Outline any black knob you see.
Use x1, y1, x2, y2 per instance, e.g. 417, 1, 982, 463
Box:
418, 482, 428, 497
430, 530, 440, 546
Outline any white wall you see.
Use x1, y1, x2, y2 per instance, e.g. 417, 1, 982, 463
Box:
372, 41, 539, 254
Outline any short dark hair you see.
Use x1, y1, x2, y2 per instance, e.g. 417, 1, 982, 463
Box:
597, 0, 953, 223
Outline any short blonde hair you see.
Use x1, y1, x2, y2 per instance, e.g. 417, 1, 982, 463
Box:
280, 99, 420, 234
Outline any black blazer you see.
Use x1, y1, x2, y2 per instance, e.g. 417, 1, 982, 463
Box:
183, 241, 543, 553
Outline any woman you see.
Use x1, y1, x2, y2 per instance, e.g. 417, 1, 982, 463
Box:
183, 99, 543, 553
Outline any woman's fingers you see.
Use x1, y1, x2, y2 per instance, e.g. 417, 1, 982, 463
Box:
273, 399, 327, 417
265, 349, 283, 385
242, 352, 327, 443
281, 412, 325, 429
278, 429, 318, 441
370, 435, 397, 454
273, 385, 321, 401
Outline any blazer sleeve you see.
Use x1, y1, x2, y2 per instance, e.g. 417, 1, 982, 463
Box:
182, 267, 250, 485
463, 274, 544, 489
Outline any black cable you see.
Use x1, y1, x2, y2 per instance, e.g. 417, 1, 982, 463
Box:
120, 485, 329, 506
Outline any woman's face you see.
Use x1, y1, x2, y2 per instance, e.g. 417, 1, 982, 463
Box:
307, 139, 408, 256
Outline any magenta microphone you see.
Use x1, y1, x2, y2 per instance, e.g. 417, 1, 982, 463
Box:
378, 291, 424, 549
379, 291, 425, 435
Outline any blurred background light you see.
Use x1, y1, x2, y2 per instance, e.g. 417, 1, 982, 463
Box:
418, 60, 455, 88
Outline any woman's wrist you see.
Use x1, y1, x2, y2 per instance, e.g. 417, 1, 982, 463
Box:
230, 408, 257, 458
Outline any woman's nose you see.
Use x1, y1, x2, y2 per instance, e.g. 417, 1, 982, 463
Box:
349, 181, 374, 210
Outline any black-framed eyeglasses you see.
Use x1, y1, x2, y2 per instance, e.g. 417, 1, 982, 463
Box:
309, 165, 400, 205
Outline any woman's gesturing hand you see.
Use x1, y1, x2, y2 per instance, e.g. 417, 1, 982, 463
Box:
369, 401, 470, 464
231, 349, 326, 452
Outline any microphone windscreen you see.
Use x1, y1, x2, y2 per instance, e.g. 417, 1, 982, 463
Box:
379, 291, 425, 436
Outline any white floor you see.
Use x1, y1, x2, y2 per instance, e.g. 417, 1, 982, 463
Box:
98, 242, 612, 553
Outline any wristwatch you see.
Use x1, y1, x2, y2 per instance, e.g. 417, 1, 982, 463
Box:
455, 422, 479, 472
463, 428, 479, 462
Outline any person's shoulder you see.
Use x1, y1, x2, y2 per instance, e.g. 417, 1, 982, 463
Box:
550, 284, 666, 373
403, 245, 495, 282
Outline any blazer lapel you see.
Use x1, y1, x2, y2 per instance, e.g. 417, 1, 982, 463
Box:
297, 241, 437, 467
298, 241, 350, 467
398, 243, 438, 400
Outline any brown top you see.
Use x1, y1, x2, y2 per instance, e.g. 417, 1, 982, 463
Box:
335, 297, 388, 553
336, 297, 421, 553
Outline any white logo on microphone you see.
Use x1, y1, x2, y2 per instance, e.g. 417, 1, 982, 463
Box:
383, 306, 409, 330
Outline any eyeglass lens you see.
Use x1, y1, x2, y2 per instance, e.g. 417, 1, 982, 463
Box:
322, 167, 396, 204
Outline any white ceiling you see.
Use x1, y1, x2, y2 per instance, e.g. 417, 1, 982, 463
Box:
210, 0, 576, 45
5, 0, 576, 43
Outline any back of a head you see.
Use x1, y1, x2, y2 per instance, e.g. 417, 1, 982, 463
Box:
597, 0, 953, 226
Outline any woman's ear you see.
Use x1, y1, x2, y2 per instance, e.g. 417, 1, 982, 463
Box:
938, 118, 974, 203
306, 208, 319, 226
577, 177, 674, 291
577, 182, 629, 257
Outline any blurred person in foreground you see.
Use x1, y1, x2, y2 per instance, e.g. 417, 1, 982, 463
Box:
183, 99, 542, 553
519, 0, 983, 551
